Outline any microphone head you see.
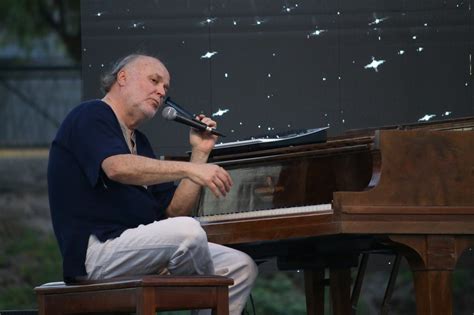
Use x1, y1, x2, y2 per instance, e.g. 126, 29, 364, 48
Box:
161, 106, 177, 120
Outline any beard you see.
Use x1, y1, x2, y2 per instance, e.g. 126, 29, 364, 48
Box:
137, 99, 159, 120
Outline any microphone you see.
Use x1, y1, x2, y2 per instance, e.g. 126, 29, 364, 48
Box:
164, 97, 195, 119
162, 106, 226, 137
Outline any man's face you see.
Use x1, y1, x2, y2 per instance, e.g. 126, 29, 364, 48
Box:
120, 56, 170, 121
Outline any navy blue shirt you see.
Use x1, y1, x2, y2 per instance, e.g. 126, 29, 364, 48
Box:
48, 100, 176, 283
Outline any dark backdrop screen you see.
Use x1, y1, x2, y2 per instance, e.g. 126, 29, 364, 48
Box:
81, 0, 473, 155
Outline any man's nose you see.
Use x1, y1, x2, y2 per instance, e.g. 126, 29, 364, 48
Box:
156, 84, 166, 96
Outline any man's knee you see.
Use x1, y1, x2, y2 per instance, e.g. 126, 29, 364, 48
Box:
243, 253, 258, 284
169, 217, 207, 247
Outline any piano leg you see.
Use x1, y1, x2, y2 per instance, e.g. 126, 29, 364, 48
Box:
304, 268, 352, 315
304, 269, 325, 315
386, 234, 474, 315
329, 267, 352, 315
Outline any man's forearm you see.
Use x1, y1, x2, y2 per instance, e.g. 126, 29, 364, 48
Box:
165, 148, 210, 217
102, 154, 194, 186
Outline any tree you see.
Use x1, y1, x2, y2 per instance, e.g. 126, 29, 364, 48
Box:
0, 0, 81, 63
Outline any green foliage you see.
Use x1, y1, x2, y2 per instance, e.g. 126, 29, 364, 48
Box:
250, 272, 306, 315
0, 0, 81, 61
0, 226, 62, 309
0, 1, 47, 48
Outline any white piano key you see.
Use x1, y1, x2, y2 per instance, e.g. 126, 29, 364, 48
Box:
196, 203, 332, 223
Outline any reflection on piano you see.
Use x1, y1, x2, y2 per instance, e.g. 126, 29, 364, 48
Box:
191, 117, 474, 315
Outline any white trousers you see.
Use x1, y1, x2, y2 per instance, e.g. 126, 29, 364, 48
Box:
85, 217, 258, 315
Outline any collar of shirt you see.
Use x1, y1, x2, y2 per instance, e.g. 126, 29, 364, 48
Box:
117, 120, 137, 155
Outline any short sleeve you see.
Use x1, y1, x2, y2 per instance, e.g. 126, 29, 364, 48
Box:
68, 105, 128, 187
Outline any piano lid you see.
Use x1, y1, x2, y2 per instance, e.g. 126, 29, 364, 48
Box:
210, 127, 328, 156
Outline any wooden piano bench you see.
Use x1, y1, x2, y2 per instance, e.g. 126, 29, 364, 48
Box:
34, 275, 234, 315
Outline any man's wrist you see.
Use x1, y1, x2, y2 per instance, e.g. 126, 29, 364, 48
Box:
190, 149, 210, 163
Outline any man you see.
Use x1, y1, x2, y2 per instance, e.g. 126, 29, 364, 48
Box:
47, 53, 257, 314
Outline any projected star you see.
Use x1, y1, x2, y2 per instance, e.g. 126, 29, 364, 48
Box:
418, 114, 436, 121
200, 51, 218, 59
364, 57, 386, 72
368, 16, 389, 26
212, 109, 230, 117
308, 29, 328, 37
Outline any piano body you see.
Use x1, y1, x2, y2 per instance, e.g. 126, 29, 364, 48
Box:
194, 117, 474, 315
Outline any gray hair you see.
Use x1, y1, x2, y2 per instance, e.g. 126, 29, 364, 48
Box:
100, 53, 161, 94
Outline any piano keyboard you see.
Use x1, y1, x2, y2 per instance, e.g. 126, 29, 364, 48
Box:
196, 203, 332, 223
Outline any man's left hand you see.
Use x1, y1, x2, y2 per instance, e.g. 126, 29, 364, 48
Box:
189, 114, 219, 155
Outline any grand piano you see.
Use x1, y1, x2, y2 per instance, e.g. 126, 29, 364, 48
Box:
192, 117, 474, 315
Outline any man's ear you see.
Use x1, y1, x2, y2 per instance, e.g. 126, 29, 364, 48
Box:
116, 69, 127, 86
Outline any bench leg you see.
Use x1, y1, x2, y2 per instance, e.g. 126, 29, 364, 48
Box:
136, 287, 155, 315
212, 287, 230, 315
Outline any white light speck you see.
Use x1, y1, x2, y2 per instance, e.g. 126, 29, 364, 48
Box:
282, 5, 298, 13
322, 77, 326, 81
88, 64, 92, 68
142, 26, 145, 29
267, 95, 271, 99
200, 51, 218, 59
101, 64, 104, 67
338, 76, 341, 80
272, 53, 276, 57
212, 108, 230, 117
231, 130, 235, 133
267, 73, 272, 78
224, 73, 228, 78
267, 127, 271, 131
364, 57, 386, 72
466, 82, 469, 86
337, 11, 341, 15
133, 23, 137, 28
324, 113, 328, 117
424, 23, 428, 27
207, 18, 212, 23
444, 111, 452, 116
83, 48, 87, 52
233, 21, 237, 25
96, 12, 102, 17
182, 41, 185, 45
388, 261, 391, 265
398, 50, 405, 55
418, 114, 436, 121
412, 35, 417, 40
117, 26, 121, 30
239, 122, 243, 125
295, 4, 298, 7
342, 119, 345, 123
352, 60, 356, 64
417, 47, 424, 52
378, 36, 381, 41
288, 124, 291, 128
258, 125, 261, 128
